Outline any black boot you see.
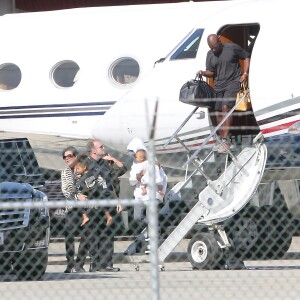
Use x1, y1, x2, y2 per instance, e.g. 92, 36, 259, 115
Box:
89, 257, 106, 272
64, 260, 74, 273
89, 263, 98, 272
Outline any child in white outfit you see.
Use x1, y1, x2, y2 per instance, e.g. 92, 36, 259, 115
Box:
134, 149, 164, 196
129, 149, 167, 221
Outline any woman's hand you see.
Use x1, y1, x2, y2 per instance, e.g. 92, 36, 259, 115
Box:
77, 194, 87, 201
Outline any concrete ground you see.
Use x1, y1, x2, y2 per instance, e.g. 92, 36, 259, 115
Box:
48, 236, 300, 267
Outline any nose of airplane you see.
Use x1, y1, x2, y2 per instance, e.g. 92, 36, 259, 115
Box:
91, 66, 169, 152
91, 89, 157, 153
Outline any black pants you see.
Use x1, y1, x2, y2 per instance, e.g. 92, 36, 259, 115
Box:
76, 209, 114, 268
97, 224, 114, 268
64, 209, 88, 267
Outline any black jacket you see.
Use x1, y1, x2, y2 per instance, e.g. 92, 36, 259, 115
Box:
85, 156, 127, 199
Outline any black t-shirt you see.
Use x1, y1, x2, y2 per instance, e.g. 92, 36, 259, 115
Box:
206, 43, 250, 91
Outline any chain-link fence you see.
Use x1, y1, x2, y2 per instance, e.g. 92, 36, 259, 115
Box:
0, 127, 299, 300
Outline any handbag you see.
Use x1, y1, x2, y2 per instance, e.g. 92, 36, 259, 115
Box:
235, 82, 251, 111
179, 75, 215, 109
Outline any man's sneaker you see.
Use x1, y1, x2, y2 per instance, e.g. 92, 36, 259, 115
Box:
218, 140, 232, 153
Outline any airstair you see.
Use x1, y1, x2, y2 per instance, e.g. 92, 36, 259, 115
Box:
125, 90, 268, 269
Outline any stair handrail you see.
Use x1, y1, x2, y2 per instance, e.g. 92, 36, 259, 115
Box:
163, 106, 199, 148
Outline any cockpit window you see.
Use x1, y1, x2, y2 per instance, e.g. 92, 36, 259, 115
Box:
170, 28, 204, 60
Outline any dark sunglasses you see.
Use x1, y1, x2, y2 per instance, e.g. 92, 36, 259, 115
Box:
63, 154, 75, 159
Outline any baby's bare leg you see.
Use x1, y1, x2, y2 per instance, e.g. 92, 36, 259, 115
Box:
81, 213, 89, 226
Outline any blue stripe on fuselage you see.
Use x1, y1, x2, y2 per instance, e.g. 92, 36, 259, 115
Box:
0, 111, 105, 119
0, 101, 116, 110
0, 101, 116, 119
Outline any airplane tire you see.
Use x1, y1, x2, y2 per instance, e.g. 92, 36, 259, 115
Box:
226, 207, 259, 259
227, 205, 293, 260
187, 232, 223, 270
258, 206, 293, 259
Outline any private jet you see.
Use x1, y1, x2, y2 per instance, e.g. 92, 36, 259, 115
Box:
0, 0, 299, 269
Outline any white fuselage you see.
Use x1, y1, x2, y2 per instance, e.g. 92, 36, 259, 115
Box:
0, 0, 299, 173
0, 1, 230, 140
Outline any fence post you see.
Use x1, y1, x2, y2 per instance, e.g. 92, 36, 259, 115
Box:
146, 99, 160, 300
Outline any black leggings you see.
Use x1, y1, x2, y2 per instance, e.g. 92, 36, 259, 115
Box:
65, 209, 88, 266
76, 209, 114, 268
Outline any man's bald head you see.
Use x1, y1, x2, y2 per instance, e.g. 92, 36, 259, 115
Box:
207, 34, 222, 53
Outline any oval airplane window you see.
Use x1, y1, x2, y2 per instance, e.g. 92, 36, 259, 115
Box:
0, 63, 22, 90
110, 58, 140, 85
51, 60, 80, 88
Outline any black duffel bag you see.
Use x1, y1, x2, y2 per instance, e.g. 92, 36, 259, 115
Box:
179, 75, 215, 109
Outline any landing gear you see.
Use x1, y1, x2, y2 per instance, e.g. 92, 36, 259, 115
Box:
259, 205, 293, 259
227, 205, 293, 260
187, 233, 224, 270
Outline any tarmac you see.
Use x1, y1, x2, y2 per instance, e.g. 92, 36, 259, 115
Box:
48, 236, 300, 268
48, 237, 190, 266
